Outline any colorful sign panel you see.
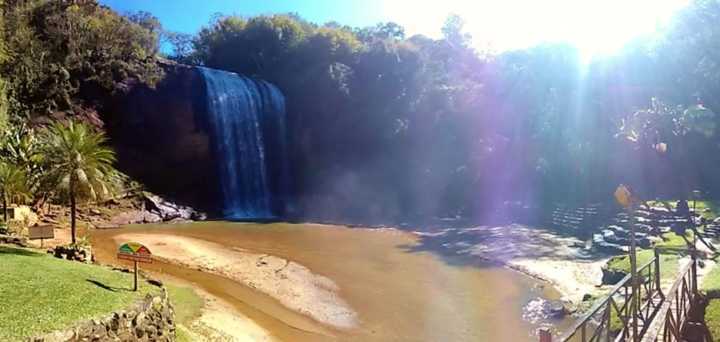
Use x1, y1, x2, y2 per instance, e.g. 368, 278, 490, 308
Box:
117, 242, 152, 263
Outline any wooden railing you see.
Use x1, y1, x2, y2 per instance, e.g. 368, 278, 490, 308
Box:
541, 249, 664, 342
543, 254, 706, 342
642, 258, 698, 342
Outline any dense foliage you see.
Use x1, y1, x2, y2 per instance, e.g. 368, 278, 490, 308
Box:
165, 3, 720, 221
1, 0, 162, 123
0, 0, 142, 231
3, 0, 720, 223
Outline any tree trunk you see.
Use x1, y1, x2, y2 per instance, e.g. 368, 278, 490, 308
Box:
70, 190, 76, 245
2, 190, 7, 223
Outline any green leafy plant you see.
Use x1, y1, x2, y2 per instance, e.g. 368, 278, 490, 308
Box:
40, 120, 121, 244
0, 160, 30, 222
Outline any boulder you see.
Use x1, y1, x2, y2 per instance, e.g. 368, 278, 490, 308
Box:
50, 245, 93, 263
110, 210, 163, 226
142, 192, 205, 222
601, 265, 627, 285
608, 225, 629, 238
602, 230, 618, 243
547, 300, 569, 319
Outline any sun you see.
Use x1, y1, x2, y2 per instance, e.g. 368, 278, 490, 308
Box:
382, 0, 689, 58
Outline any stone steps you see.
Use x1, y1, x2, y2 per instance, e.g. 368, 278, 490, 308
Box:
548, 203, 607, 232
591, 205, 695, 253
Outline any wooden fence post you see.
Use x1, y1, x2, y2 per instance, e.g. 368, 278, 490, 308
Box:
539, 328, 552, 342
654, 248, 662, 296
691, 255, 698, 295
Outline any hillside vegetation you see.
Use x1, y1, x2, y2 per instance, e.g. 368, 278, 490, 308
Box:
0, 1, 720, 220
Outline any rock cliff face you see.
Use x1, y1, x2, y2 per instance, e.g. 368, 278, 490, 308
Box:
102, 60, 289, 217
102, 61, 221, 213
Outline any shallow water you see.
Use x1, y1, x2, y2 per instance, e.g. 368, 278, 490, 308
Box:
91, 221, 572, 341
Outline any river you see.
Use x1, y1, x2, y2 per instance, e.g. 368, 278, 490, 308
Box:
91, 221, 572, 341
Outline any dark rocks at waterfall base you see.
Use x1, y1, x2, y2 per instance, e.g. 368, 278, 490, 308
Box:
142, 193, 207, 221
106, 193, 207, 226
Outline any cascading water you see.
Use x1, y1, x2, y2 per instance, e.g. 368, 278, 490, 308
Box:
199, 67, 288, 219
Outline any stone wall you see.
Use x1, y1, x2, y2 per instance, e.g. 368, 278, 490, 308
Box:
30, 287, 176, 342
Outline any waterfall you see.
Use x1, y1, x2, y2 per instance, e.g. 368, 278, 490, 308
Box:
199, 67, 287, 219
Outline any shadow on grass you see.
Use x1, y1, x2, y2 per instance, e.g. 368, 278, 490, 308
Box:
86, 279, 132, 292
0, 246, 43, 257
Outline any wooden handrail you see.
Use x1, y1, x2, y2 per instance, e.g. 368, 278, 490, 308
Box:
557, 257, 659, 341
640, 259, 695, 342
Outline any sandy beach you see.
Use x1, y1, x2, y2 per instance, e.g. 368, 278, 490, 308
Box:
179, 288, 274, 342
113, 233, 358, 330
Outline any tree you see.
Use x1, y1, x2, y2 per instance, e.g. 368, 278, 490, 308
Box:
164, 31, 195, 62
1, 123, 45, 192
0, 161, 29, 222
441, 14, 471, 48
1, 0, 163, 119
41, 120, 120, 244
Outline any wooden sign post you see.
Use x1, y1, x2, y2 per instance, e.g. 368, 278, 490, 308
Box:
614, 184, 639, 341
28, 225, 54, 248
117, 242, 153, 291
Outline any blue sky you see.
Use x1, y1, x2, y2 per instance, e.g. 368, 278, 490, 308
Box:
100, 0, 689, 56
99, 0, 387, 34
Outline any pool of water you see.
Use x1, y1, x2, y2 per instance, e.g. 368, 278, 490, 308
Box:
91, 221, 572, 341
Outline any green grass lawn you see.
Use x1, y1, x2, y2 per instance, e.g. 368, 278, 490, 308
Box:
704, 300, 720, 341
702, 262, 720, 295
606, 249, 680, 281
165, 283, 204, 342
646, 199, 720, 220
655, 232, 697, 254
0, 245, 155, 341
701, 261, 720, 339
601, 248, 683, 334
166, 284, 203, 325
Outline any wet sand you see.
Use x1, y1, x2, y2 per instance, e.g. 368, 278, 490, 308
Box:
182, 287, 273, 342
111, 233, 357, 329
92, 221, 572, 341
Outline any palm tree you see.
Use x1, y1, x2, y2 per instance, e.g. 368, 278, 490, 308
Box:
0, 161, 30, 222
41, 120, 120, 244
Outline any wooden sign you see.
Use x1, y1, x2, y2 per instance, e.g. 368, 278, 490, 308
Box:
28, 225, 54, 240
28, 225, 54, 247
117, 242, 152, 291
615, 184, 633, 209
117, 242, 153, 263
